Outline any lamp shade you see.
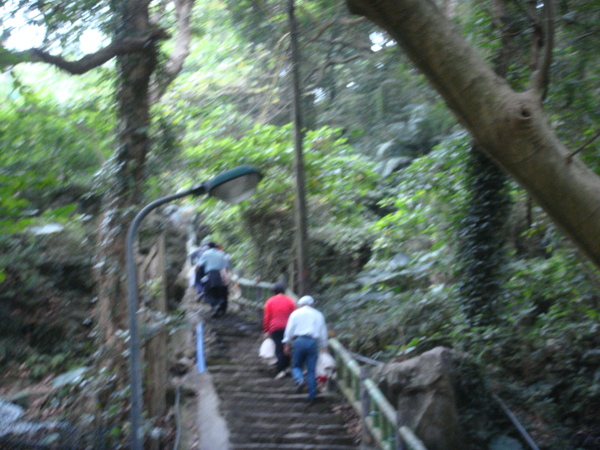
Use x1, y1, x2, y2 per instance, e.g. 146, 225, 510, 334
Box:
207, 164, 263, 204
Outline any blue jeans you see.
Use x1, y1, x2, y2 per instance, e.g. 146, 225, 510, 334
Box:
291, 336, 318, 400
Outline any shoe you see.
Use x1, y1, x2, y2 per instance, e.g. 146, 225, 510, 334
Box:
274, 370, 287, 380
211, 307, 226, 318
295, 380, 305, 393
306, 397, 315, 406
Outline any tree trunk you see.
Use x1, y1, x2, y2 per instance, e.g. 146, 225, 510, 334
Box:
458, 0, 512, 325
96, 0, 157, 370
346, 0, 600, 269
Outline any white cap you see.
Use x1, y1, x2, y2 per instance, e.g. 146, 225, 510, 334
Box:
297, 295, 314, 306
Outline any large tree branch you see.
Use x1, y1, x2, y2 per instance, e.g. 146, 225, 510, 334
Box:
346, 0, 600, 269
150, 0, 196, 103
0, 28, 169, 74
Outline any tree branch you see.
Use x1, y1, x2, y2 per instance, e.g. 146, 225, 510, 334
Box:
344, 0, 600, 269
567, 130, 600, 162
566, 28, 600, 45
530, 0, 555, 100
0, 28, 169, 74
309, 18, 336, 42
304, 54, 363, 91
150, 0, 196, 103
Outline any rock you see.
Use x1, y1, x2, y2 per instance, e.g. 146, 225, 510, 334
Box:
0, 398, 24, 424
169, 325, 195, 364
173, 356, 194, 375
7, 390, 51, 409
387, 253, 411, 271
488, 434, 523, 449
379, 156, 414, 178
582, 349, 600, 365
372, 346, 465, 450
52, 367, 88, 387
376, 140, 399, 159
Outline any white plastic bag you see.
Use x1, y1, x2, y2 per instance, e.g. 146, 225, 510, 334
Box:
316, 351, 336, 379
188, 267, 196, 287
259, 338, 277, 365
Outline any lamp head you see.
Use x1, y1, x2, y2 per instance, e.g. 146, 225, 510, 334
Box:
206, 164, 262, 204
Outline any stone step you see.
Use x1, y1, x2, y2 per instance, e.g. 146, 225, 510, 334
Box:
220, 399, 331, 415
228, 422, 349, 438
230, 444, 357, 450
228, 430, 356, 446
222, 410, 346, 426
202, 312, 359, 448
225, 412, 347, 431
208, 364, 272, 374
211, 383, 294, 395
221, 391, 338, 403
210, 374, 296, 386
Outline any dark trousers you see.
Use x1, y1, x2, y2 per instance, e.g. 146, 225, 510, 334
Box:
205, 285, 228, 315
270, 329, 290, 372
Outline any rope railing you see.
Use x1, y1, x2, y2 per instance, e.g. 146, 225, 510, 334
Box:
235, 277, 427, 450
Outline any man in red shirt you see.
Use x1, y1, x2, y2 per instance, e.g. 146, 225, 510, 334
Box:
263, 283, 296, 379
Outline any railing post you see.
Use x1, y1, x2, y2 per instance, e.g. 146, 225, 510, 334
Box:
360, 365, 370, 449
395, 408, 404, 450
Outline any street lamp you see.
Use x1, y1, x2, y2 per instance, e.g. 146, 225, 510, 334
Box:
126, 164, 262, 449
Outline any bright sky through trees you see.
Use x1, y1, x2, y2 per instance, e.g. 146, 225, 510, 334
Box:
1, 1, 104, 53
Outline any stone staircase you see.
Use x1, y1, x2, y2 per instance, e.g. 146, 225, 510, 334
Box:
204, 310, 359, 449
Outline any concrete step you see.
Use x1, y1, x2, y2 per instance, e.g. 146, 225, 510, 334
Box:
229, 430, 356, 446
230, 444, 358, 450
208, 364, 272, 373
221, 391, 339, 403
203, 312, 359, 448
228, 422, 349, 438
222, 410, 346, 426
211, 383, 294, 395
220, 398, 332, 414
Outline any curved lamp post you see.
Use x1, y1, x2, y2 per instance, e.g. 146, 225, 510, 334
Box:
126, 164, 262, 449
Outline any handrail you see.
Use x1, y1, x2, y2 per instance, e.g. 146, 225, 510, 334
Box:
235, 277, 427, 450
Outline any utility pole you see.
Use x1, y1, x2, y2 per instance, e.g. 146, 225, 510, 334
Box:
288, 0, 310, 295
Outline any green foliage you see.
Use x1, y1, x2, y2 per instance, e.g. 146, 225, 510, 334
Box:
0, 70, 113, 184
0, 0, 598, 445
180, 121, 380, 278
372, 131, 470, 261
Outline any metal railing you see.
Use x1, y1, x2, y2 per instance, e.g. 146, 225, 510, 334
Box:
329, 338, 426, 450
235, 277, 427, 450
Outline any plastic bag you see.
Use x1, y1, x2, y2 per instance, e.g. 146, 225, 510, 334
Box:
316, 351, 336, 380
259, 338, 277, 365
220, 267, 231, 286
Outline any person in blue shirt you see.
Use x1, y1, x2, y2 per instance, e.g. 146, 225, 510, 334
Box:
196, 242, 231, 317
190, 243, 210, 299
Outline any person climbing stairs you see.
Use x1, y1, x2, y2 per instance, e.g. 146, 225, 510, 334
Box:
204, 310, 359, 449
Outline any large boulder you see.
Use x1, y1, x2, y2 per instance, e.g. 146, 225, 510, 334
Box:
372, 346, 465, 450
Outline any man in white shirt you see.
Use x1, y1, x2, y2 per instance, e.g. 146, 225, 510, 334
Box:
282, 295, 328, 403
